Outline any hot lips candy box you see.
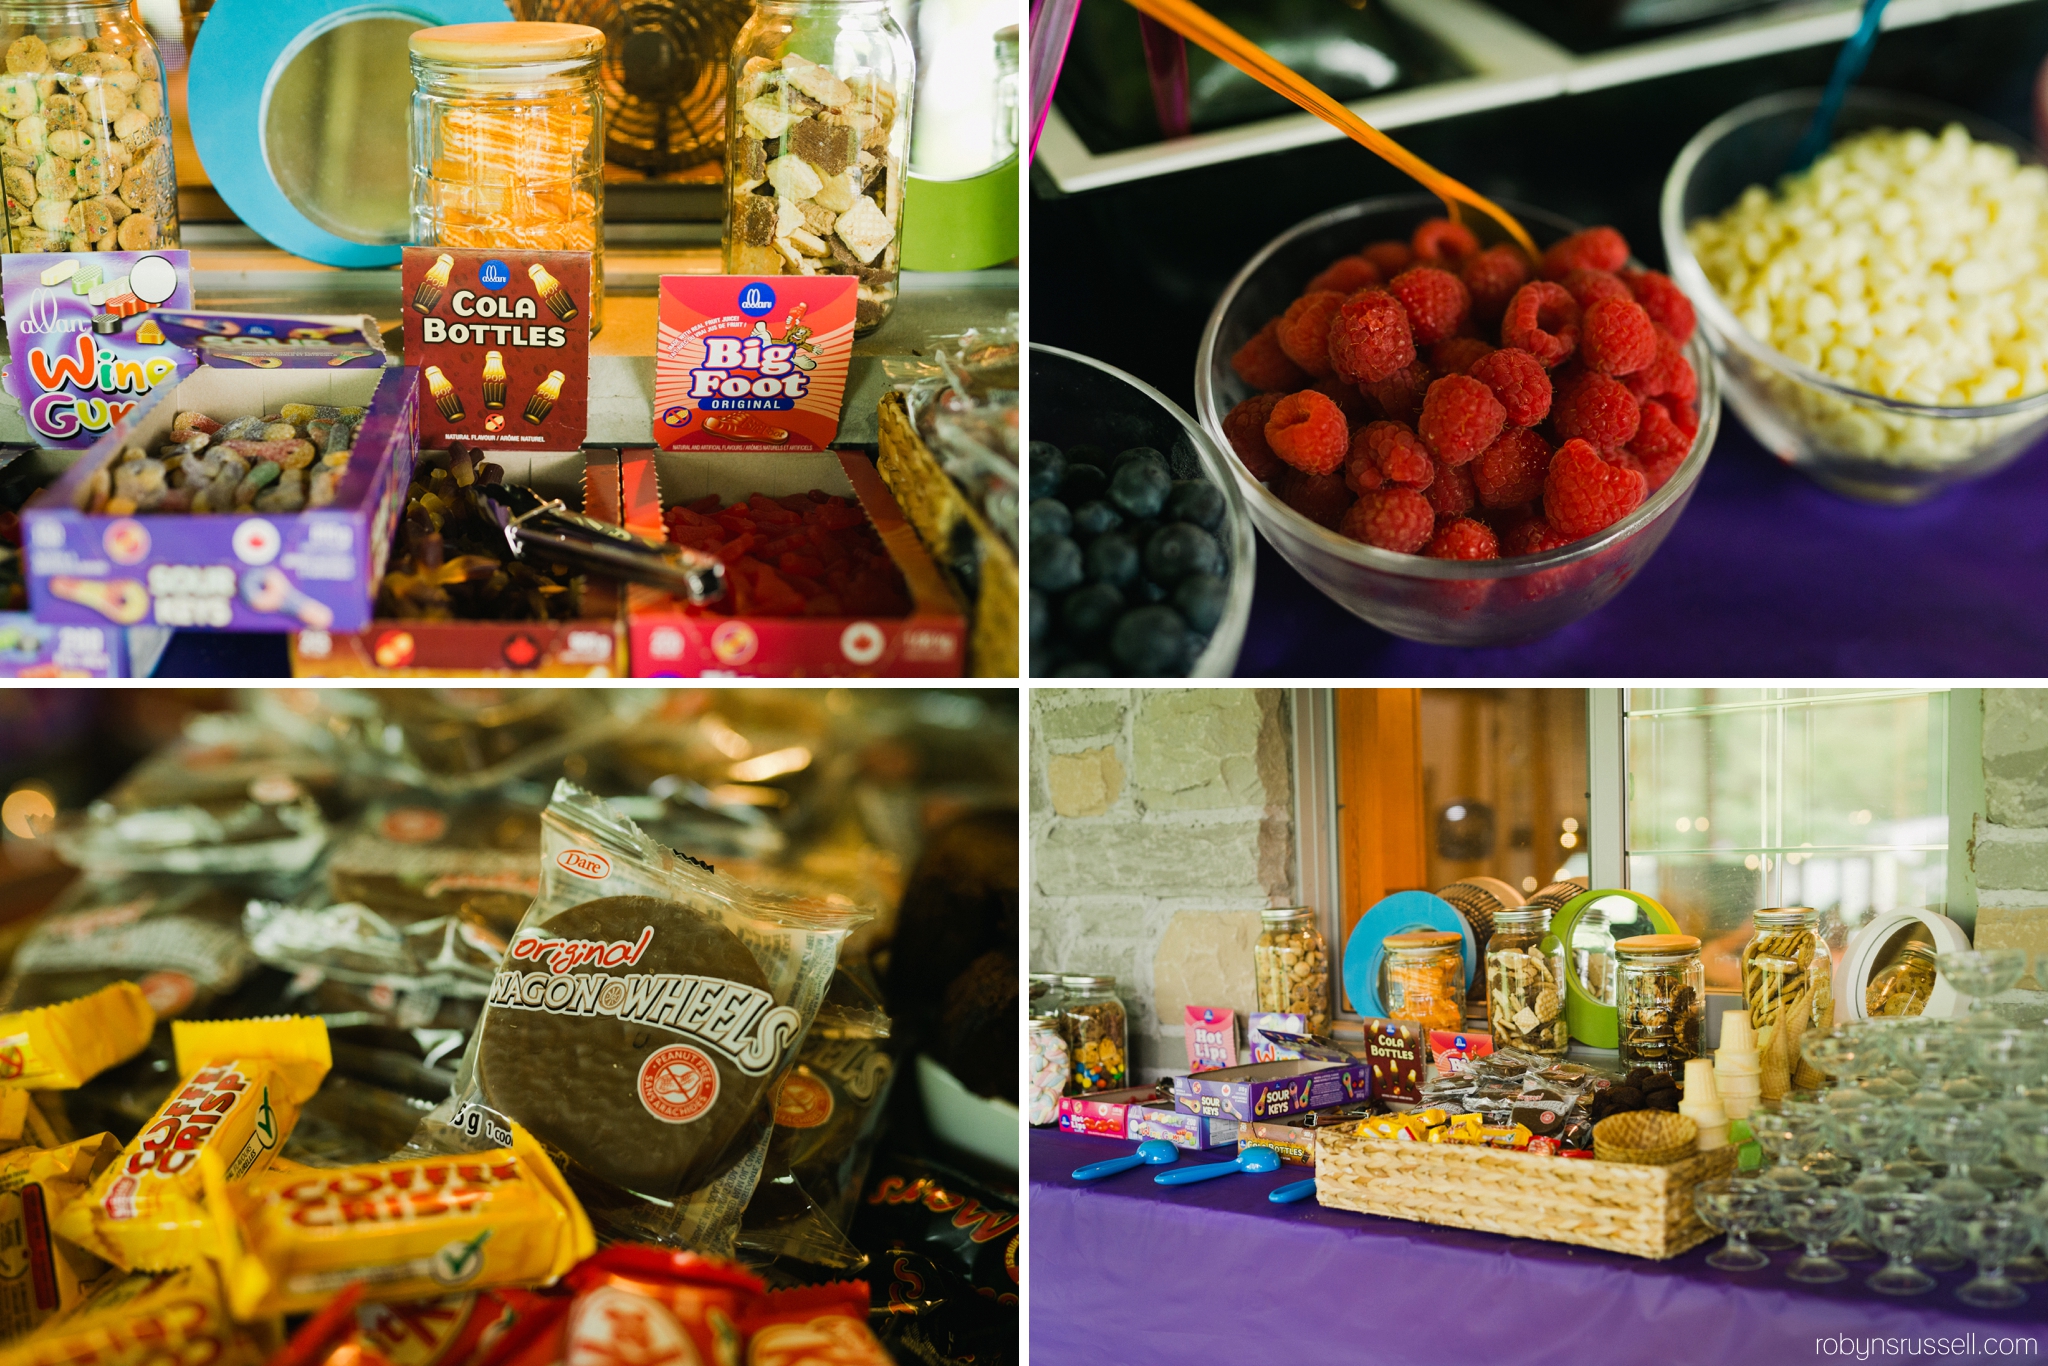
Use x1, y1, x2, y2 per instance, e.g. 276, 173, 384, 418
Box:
654, 277, 855, 451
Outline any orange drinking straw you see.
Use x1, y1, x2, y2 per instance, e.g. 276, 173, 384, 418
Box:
1123, 0, 1540, 260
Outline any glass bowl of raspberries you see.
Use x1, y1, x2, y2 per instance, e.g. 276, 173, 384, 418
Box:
1195, 194, 1719, 648
1662, 88, 2048, 504
1031, 344, 1257, 676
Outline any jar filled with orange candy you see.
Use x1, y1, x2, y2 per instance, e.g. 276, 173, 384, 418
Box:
1381, 930, 1466, 1033
409, 22, 605, 331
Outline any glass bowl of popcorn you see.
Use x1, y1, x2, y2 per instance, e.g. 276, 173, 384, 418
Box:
1662, 89, 2048, 504
1194, 195, 1720, 649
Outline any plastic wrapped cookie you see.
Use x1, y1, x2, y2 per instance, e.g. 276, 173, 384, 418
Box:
0, 19, 175, 254
722, 1, 914, 334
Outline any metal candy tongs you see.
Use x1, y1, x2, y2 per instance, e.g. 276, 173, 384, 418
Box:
474, 481, 727, 604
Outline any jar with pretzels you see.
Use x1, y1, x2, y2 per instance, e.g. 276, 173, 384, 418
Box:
1741, 906, 1833, 1099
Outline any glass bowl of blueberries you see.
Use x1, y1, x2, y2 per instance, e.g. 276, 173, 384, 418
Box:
1030, 344, 1256, 676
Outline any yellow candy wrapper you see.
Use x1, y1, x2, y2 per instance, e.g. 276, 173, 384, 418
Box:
0, 1134, 121, 1338
55, 1017, 331, 1272
0, 984, 155, 1091
0, 1262, 278, 1366
205, 1123, 595, 1321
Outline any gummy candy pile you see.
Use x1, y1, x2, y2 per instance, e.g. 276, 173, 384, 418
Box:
663, 492, 910, 618
378, 444, 582, 623
76, 404, 363, 515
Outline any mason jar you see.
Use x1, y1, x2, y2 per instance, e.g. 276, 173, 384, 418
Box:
1381, 930, 1464, 1033
1615, 933, 1704, 1069
724, 0, 914, 334
1741, 906, 1832, 1039
0, 2, 177, 254
1866, 940, 1937, 1018
1254, 907, 1329, 1035
1028, 971, 1064, 1018
1027, 1013, 1067, 1126
1058, 973, 1126, 1093
1486, 907, 1566, 1056
410, 22, 605, 331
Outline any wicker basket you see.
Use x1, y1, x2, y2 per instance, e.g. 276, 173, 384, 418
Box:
1315, 1128, 1738, 1259
1593, 1111, 1698, 1165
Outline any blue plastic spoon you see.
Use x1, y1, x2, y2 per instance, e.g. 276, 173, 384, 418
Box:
1787, 0, 1893, 173
1072, 1139, 1179, 1181
1154, 1146, 1282, 1185
1269, 1176, 1317, 1204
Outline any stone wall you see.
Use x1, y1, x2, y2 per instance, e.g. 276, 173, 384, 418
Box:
1972, 689, 2048, 996
1030, 688, 1297, 1078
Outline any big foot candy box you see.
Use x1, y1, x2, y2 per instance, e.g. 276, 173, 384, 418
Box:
617, 446, 966, 677
20, 365, 418, 634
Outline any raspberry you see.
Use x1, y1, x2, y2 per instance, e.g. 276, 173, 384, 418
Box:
1501, 515, 1574, 556
1552, 371, 1640, 451
1352, 420, 1434, 491
1362, 360, 1431, 426
1275, 290, 1344, 378
1424, 459, 1476, 517
1474, 426, 1553, 508
1665, 397, 1699, 436
1307, 254, 1382, 296
1541, 226, 1629, 279
1608, 450, 1646, 479
1466, 348, 1552, 427
1231, 320, 1309, 392
1312, 373, 1374, 425
1362, 240, 1413, 277
1580, 298, 1657, 376
1388, 267, 1471, 345
1544, 438, 1645, 537
1622, 329, 1698, 405
1222, 393, 1285, 481
1500, 282, 1580, 369
1273, 467, 1354, 530
1417, 374, 1506, 466
1430, 337, 1494, 375
1560, 269, 1633, 311
1327, 289, 1416, 385
1630, 398, 1692, 490
1343, 437, 1383, 492
1411, 218, 1480, 268
1264, 389, 1349, 475
1461, 245, 1530, 322
1340, 487, 1434, 553
1620, 268, 1695, 343
1423, 516, 1498, 560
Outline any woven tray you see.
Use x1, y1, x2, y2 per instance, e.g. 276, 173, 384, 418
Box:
1315, 1128, 1738, 1259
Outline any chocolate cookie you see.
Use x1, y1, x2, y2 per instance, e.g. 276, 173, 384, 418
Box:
477, 895, 796, 1197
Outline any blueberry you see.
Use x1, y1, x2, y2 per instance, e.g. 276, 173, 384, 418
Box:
1067, 442, 1111, 469
1030, 497, 1072, 540
1055, 661, 1114, 677
1070, 500, 1124, 539
1173, 573, 1229, 633
1111, 605, 1189, 675
1029, 589, 1049, 643
1109, 458, 1171, 519
1126, 518, 1161, 550
1164, 480, 1226, 531
1129, 577, 1168, 605
1031, 534, 1083, 592
1145, 524, 1224, 585
1060, 463, 1108, 504
1061, 582, 1125, 640
1113, 445, 1167, 472
1181, 631, 1211, 673
1029, 442, 1066, 499
1084, 532, 1140, 587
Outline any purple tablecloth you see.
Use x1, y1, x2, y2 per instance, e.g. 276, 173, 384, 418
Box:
1235, 417, 2048, 676
1030, 1128, 2048, 1364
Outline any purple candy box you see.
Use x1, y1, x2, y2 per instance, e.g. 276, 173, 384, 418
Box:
20, 364, 419, 633
1173, 1040, 1373, 1122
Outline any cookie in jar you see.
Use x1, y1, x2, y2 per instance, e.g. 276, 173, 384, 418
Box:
0, 7, 178, 255
724, 0, 913, 334
1254, 907, 1328, 1036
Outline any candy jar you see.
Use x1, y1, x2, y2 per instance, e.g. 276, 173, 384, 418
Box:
410, 23, 606, 331
1486, 907, 1566, 1056
724, 0, 914, 334
1866, 939, 1937, 1017
1027, 1012, 1068, 1126
1029, 971, 1064, 1018
1254, 907, 1329, 1035
0, 4, 179, 254
1741, 906, 1832, 1095
1058, 974, 1126, 1093
1616, 933, 1704, 1069
1381, 931, 1464, 1033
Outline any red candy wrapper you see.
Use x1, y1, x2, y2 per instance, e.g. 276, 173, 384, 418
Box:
482, 1246, 763, 1366
738, 1283, 892, 1366
274, 1283, 552, 1366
